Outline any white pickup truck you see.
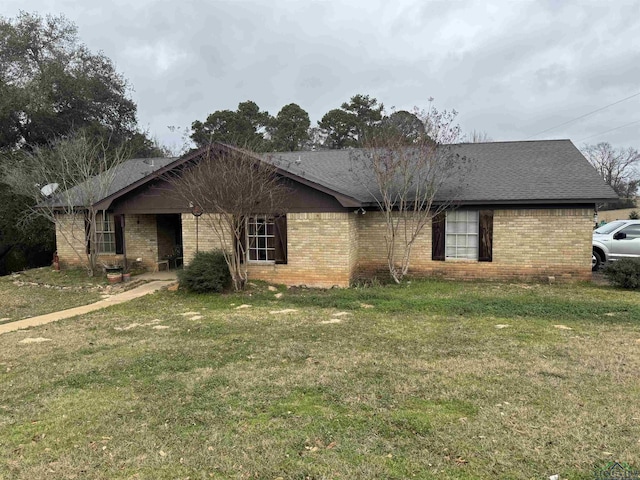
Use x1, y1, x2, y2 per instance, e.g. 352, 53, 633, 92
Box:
592, 220, 640, 271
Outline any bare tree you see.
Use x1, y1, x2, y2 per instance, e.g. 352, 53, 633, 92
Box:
3, 132, 129, 276
164, 144, 288, 291
352, 103, 468, 283
582, 143, 640, 204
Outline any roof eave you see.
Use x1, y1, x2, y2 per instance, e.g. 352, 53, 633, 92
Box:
360, 197, 616, 208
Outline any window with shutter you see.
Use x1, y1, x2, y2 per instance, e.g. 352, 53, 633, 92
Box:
246, 215, 287, 264
446, 210, 479, 260
114, 215, 124, 255
432, 210, 493, 262
274, 215, 287, 264
432, 213, 445, 261
96, 212, 116, 254
478, 210, 493, 262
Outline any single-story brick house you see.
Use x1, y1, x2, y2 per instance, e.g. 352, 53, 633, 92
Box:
52, 139, 616, 286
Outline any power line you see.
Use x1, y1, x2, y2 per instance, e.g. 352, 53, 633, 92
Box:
526, 91, 640, 139
576, 119, 640, 142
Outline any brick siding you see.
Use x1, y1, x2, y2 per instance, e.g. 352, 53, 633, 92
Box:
54, 212, 88, 269
181, 212, 356, 288
56, 213, 159, 271
123, 215, 158, 270
355, 208, 594, 282
57, 207, 594, 284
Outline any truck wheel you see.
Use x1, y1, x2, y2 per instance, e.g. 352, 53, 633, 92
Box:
592, 250, 603, 271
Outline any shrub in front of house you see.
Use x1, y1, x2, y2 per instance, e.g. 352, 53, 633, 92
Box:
603, 258, 640, 289
178, 250, 231, 293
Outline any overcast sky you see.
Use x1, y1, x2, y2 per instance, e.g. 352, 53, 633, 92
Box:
2, 0, 639, 153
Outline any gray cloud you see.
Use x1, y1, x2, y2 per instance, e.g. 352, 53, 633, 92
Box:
1, 0, 638, 151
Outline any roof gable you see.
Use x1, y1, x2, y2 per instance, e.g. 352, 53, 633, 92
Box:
48, 157, 176, 209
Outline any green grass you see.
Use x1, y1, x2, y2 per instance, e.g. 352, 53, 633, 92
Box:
0, 267, 105, 324
0, 277, 639, 479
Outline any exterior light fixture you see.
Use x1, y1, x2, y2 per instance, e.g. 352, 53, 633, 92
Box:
191, 205, 203, 252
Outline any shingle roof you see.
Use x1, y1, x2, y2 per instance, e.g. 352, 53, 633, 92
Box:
49, 139, 617, 209
265, 139, 617, 205
48, 157, 176, 208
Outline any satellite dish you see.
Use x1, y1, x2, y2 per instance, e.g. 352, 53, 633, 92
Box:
40, 183, 59, 197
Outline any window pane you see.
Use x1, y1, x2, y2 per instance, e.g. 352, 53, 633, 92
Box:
445, 211, 479, 260
246, 216, 277, 262
446, 234, 456, 247
462, 247, 477, 257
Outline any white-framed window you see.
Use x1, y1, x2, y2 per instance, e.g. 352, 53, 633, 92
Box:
445, 210, 479, 260
247, 216, 276, 262
97, 212, 116, 254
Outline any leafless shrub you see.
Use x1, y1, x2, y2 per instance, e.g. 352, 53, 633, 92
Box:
164, 144, 288, 291
352, 103, 469, 283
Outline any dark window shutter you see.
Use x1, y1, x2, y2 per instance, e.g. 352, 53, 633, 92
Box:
274, 215, 288, 264
479, 210, 493, 262
114, 215, 124, 255
85, 213, 91, 255
236, 217, 246, 264
432, 212, 445, 261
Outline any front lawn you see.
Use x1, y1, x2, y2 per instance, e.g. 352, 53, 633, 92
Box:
0, 267, 106, 324
1, 279, 639, 479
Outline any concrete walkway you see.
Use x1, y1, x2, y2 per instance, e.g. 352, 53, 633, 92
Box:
0, 276, 177, 335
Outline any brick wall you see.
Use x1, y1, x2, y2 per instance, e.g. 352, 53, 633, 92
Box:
181, 213, 228, 263
59, 208, 593, 283
348, 213, 359, 276
123, 214, 158, 270
181, 212, 356, 288
55, 212, 89, 268
56, 213, 159, 271
356, 208, 594, 281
